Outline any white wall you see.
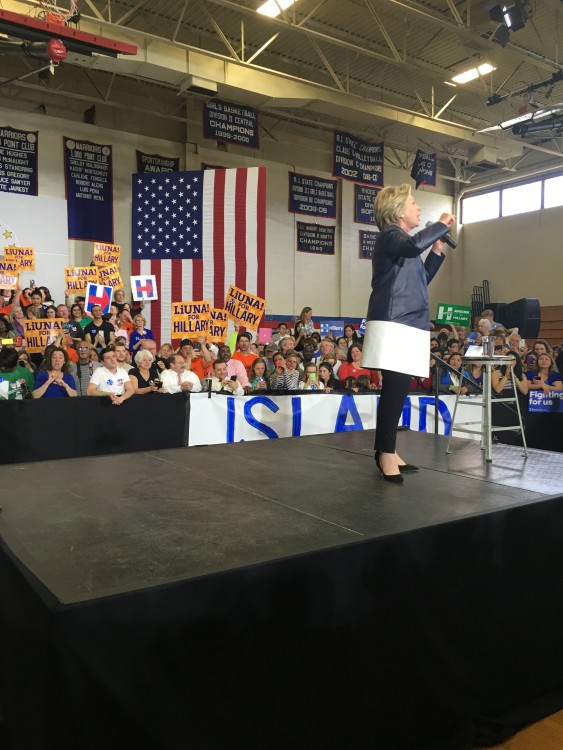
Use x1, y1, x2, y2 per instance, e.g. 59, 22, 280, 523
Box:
1, 106, 455, 318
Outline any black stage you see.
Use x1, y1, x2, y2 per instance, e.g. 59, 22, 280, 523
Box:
2, 431, 563, 750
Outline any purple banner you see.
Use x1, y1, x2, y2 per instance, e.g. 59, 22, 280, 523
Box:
354, 184, 380, 225
296, 222, 335, 255
136, 150, 179, 173
203, 99, 259, 149
288, 172, 337, 218
64, 136, 113, 242
333, 129, 384, 186
0, 126, 38, 196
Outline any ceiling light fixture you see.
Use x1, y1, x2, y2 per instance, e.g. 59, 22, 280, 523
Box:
451, 63, 496, 85
257, 0, 297, 18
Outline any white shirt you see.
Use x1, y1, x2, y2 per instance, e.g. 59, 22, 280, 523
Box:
89, 366, 131, 395
161, 369, 202, 394
209, 376, 244, 396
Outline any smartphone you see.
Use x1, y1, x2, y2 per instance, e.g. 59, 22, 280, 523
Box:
194, 343, 202, 351
230, 375, 237, 381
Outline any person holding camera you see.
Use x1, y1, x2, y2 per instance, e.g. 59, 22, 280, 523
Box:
208, 360, 244, 395
128, 349, 163, 395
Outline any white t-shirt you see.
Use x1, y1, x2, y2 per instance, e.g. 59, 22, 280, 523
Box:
89, 366, 131, 395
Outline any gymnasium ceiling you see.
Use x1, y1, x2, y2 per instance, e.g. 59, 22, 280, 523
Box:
2, 0, 563, 187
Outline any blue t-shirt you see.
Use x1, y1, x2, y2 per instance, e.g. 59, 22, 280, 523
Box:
34, 370, 76, 398
525, 371, 562, 386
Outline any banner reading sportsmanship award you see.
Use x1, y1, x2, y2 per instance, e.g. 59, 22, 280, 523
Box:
64, 266, 99, 294
4, 246, 34, 271
0, 127, 38, 195
296, 222, 336, 255
64, 137, 113, 242
333, 130, 384, 186
410, 149, 437, 189
224, 286, 266, 329
354, 184, 380, 225
136, 151, 180, 174
203, 100, 259, 149
97, 263, 122, 290
359, 230, 379, 259
288, 172, 337, 218
171, 301, 210, 338
209, 308, 228, 342
93, 242, 120, 266
23, 319, 66, 353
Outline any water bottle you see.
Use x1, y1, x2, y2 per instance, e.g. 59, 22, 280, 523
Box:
482, 336, 494, 357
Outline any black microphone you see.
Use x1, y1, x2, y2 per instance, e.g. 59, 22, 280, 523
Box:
425, 220, 457, 249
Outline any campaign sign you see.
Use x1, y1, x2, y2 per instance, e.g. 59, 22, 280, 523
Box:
359, 318, 367, 335
136, 150, 180, 174
288, 172, 337, 218
171, 300, 210, 338
0, 126, 38, 195
64, 137, 113, 242
97, 264, 122, 290
320, 320, 344, 338
224, 286, 266, 330
22, 319, 66, 353
359, 230, 379, 259
4, 245, 34, 271
0, 271, 19, 289
93, 242, 120, 266
296, 222, 335, 255
85, 283, 113, 314
131, 275, 158, 301
64, 266, 98, 294
333, 130, 384, 186
354, 184, 380, 225
203, 100, 259, 149
411, 149, 437, 189
528, 391, 563, 413
435, 303, 472, 326
208, 308, 228, 343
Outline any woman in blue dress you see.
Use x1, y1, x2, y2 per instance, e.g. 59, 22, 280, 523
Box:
32, 347, 77, 398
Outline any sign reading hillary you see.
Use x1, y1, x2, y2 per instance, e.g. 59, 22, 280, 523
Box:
354, 184, 380, 225
333, 130, 384, 186
171, 300, 210, 338
410, 149, 437, 189
85, 283, 113, 314
93, 242, 120, 266
97, 264, 122, 290
203, 99, 259, 149
0, 269, 19, 289
136, 150, 180, 174
64, 137, 113, 242
3, 245, 34, 271
64, 266, 98, 294
131, 275, 157, 301
22, 319, 66, 353
435, 303, 472, 326
209, 308, 228, 342
0, 126, 38, 195
288, 172, 337, 218
224, 285, 266, 330
296, 222, 335, 255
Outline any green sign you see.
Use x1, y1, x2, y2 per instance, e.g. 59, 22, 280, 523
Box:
435, 303, 472, 326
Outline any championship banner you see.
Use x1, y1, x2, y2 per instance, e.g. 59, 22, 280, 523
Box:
64, 266, 99, 294
22, 319, 66, 353
435, 303, 472, 326
288, 172, 337, 218
171, 300, 210, 338
333, 130, 384, 186
528, 391, 563, 414
136, 150, 180, 174
359, 230, 379, 259
64, 136, 113, 242
209, 308, 228, 343
354, 184, 380, 225
97, 263, 123, 290
0, 126, 38, 196
3, 245, 34, 271
224, 285, 266, 330
131, 275, 158, 301
188, 392, 480, 446
411, 149, 437, 189
0, 270, 19, 289
85, 283, 113, 314
203, 99, 259, 149
93, 242, 120, 266
296, 222, 336, 255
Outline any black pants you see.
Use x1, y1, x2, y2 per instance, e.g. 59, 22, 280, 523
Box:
374, 369, 411, 453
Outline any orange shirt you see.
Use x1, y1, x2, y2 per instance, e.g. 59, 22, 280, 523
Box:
232, 351, 258, 377
189, 356, 209, 381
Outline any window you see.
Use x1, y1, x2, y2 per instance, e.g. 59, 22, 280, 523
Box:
502, 181, 541, 216
461, 191, 500, 224
544, 175, 563, 209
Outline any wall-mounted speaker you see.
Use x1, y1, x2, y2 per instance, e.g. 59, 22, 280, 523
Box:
506, 298, 541, 339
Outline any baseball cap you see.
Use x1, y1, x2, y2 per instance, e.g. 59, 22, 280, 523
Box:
180, 339, 193, 347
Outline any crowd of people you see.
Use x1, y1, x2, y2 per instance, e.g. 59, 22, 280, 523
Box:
0, 288, 561, 403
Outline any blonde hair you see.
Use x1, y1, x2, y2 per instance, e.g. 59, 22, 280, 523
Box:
374, 183, 412, 230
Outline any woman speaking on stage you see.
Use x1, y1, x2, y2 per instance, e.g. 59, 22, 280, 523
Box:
362, 183, 455, 483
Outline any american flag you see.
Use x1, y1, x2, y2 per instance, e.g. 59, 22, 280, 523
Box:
131, 167, 266, 346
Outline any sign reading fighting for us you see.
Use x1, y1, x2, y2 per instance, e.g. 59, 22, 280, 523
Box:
528, 391, 563, 413
0, 127, 38, 195
288, 172, 337, 218
333, 130, 384, 186
203, 100, 259, 149
188, 392, 481, 446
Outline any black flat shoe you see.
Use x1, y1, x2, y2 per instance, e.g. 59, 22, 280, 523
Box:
374, 452, 404, 484
398, 463, 419, 473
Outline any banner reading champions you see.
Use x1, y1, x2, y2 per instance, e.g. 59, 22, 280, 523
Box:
0, 126, 38, 195
333, 130, 384, 186
64, 137, 113, 242
203, 100, 259, 149
288, 172, 337, 218
296, 222, 336, 255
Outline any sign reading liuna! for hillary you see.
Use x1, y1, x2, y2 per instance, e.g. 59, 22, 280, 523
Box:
224, 285, 266, 330
4, 246, 34, 271
435, 303, 472, 326
171, 301, 210, 337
